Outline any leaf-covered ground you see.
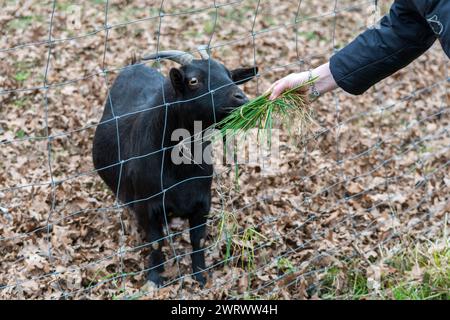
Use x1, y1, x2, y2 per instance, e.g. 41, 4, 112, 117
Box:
0, 0, 448, 299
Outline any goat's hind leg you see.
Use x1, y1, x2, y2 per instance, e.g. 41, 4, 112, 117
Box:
147, 206, 166, 286
189, 213, 207, 286
135, 202, 166, 286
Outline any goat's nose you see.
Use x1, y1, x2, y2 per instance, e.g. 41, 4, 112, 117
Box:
233, 91, 247, 102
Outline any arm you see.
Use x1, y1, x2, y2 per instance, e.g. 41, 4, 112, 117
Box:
330, 0, 437, 95
269, 0, 438, 99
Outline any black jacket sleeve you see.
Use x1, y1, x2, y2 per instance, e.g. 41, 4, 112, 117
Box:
329, 0, 447, 95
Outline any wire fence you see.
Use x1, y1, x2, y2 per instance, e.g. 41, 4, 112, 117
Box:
0, 0, 449, 299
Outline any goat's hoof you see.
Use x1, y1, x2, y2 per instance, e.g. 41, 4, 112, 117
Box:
193, 272, 206, 287
148, 271, 166, 287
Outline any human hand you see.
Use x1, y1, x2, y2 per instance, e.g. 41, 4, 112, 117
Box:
265, 63, 338, 101
266, 72, 310, 100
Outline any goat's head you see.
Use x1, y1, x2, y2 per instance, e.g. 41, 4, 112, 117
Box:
143, 46, 258, 124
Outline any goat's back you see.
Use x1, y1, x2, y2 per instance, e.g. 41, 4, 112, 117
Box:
92, 64, 164, 199
103, 64, 164, 118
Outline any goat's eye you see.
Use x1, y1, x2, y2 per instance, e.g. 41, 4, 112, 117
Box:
188, 77, 199, 87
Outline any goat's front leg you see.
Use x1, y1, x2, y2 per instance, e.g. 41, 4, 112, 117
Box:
189, 214, 207, 286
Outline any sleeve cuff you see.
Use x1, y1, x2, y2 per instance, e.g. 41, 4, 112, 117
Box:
329, 53, 369, 96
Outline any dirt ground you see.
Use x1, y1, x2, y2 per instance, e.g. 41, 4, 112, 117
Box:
0, 0, 449, 299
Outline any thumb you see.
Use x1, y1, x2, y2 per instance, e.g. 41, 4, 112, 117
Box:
264, 82, 278, 95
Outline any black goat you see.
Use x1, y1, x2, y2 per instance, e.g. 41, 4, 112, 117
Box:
92, 48, 257, 286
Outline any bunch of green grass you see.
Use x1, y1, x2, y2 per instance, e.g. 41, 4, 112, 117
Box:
217, 77, 317, 144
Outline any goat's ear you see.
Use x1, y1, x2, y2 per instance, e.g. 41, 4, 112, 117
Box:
169, 68, 185, 94
231, 66, 258, 85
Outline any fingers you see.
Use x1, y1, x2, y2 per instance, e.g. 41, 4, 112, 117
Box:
266, 72, 307, 100
264, 81, 278, 96
269, 72, 311, 100
269, 82, 286, 100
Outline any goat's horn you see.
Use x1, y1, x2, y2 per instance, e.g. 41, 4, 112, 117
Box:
197, 45, 210, 60
142, 50, 194, 65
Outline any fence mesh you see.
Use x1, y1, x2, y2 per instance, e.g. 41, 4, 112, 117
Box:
0, 0, 449, 299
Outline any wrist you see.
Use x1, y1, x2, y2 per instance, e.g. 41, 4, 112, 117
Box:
311, 62, 338, 96
308, 69, 320, 100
